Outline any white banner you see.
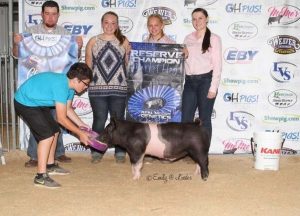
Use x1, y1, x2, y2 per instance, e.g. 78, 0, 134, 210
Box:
19, 0, 300, 155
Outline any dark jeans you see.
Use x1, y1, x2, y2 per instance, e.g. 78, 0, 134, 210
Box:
27, 109, 65, 160
181, 72, 216, 140
89, 96, 126, 159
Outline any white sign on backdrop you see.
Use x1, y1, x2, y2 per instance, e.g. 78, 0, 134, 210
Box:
19, 0, 300, 154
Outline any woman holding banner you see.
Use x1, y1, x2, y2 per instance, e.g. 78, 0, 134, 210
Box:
85, 11, 131, 164
144, 14, 175, 44
143, 14, 176, 163
182, 8, 222, 144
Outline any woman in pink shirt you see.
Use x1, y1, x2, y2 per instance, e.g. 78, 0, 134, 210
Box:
182, 8, 222, 142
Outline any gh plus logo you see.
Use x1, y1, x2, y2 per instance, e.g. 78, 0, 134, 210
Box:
226, 111, 254, 131
270, 61, 296, 83
224, 48, 258, 64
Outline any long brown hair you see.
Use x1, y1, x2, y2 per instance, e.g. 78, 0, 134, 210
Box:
101, 11, 126, 45
192, 8, 211, 53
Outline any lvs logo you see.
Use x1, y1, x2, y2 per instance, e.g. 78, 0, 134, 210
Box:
226, 111, 254, 131
270, 62, 296, 83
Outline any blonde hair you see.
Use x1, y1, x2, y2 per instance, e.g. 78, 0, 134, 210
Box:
147, 14, 165, 41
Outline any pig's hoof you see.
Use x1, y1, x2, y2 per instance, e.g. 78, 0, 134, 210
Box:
132, 175, 141, 180
201, 173, 209, 181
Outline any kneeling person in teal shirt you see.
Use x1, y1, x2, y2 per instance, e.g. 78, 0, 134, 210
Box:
15, 62, 92, 188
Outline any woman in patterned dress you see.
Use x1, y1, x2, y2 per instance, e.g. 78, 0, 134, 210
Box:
85, 11, 131, 164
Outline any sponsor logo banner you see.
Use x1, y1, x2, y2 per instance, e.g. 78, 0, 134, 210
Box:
126, 42, 184, 123
227, 21, 258, 40
270, 62, 296, 83
268, 35, 300, 54
142, 7, 176, 25
268, 89, 297, 108
268, 5, 300, 25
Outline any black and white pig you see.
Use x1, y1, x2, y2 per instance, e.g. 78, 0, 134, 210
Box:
98, 117, 211, 181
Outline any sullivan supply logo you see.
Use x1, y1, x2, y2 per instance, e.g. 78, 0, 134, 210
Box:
268, 35, 300, 54
224, 48, 258, 64
225, 3, 262, 15
223, 92, 258, 104
62, 23, 93, 35
270, 62, 296, 83
25, 14, 42, 28
227, 21, 258, 40
142, 7, 176, 25
268, 5, 300, 25
119, 16, 134, 34
268, 89, 297, 108
100, 0, 137, 8
226, 111, 254, 131
25, 0, 47, 6
184, 0, 218, 7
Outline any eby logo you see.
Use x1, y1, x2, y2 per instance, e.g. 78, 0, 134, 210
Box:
270, 61, 296, 83
62, 23, 93, 35
224, 47, 258, 64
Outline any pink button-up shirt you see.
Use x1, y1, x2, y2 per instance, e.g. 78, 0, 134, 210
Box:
184, 31, 222, 93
